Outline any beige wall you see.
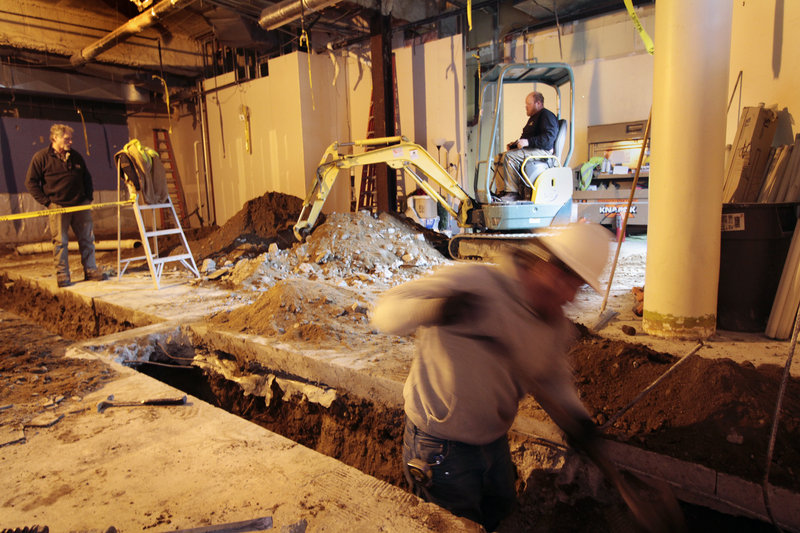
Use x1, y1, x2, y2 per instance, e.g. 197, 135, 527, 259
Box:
727, 0, 800, 146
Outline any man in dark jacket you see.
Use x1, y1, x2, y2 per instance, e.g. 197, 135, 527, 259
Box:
25, 124, 105, 287
495, 91, 559, 202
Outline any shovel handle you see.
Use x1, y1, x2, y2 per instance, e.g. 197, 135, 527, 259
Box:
141, 396, 187, 406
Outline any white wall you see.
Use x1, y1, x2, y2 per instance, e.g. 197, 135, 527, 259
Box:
501, 2, 800, 164
504, 6, 655, 165
395, 36, 467, 192
204, 56, 306, 225
203, 36, 467, 226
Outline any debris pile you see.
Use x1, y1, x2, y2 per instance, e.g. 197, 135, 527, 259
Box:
222, 211, 449, 293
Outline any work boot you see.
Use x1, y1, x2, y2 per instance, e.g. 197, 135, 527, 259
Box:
84, 269, 108, 282
57, 276, 72, 288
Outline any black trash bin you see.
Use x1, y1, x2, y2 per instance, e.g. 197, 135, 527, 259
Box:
717, 202, 799, 332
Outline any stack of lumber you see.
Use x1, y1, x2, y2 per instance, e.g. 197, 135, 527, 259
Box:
721, 105, 800, 338
758, 135, 800, 202
761, 136, 800, 339
767, 220, 800, 339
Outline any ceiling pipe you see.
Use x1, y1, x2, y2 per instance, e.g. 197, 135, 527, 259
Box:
70, 0, 196, 67
258, 0, 340, 31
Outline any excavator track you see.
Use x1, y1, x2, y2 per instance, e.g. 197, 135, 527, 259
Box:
448, 231, 553, 261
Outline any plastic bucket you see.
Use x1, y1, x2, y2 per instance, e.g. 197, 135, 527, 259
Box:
717, 202, 799, 332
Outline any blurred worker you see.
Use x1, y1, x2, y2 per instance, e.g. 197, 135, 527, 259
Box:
495, 91, 559, 202
25, 124, 106, 288
371, 223, 612, 531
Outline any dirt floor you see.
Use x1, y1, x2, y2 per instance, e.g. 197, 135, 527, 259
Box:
1, 189, 798, 531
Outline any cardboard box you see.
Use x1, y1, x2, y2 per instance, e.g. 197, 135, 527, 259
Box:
723, 106, 777, 202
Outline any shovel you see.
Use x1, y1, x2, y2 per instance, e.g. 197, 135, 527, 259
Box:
586, 444, 686, 533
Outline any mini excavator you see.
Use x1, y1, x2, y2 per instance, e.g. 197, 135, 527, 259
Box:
293, 63, 577, 260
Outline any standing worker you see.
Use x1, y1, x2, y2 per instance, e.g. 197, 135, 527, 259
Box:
25, 124, 106, 287
495, 91, 559, 202
371, 223, 611, 531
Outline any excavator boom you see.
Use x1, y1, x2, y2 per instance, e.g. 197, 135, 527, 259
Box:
294, 136, 474, 241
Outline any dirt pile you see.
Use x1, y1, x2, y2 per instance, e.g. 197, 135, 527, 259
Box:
189, 191, 304, 261
526, 336, 800, 491
0, 311, 117, 432
209, 278, 381, 348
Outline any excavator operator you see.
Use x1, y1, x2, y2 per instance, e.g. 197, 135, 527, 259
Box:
495, 91, 559, 202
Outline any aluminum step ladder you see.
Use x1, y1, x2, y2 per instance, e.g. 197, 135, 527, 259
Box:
117, 176, 200, 290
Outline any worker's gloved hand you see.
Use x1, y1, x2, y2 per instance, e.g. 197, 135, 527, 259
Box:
566, 417, 600, 453
438, 292, 480, 326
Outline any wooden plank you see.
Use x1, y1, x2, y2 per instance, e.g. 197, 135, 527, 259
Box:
781, 135, 800, 202
757, 146, 781, 202
760, 146, 790, 202
766, 220, 800, 339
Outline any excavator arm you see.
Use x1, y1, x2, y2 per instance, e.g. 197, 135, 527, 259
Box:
294, 136, 475, 241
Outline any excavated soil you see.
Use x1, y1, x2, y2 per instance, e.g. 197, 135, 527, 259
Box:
0, 310, 117, 433
0, 189, 797, 531
187, 191, 304, 261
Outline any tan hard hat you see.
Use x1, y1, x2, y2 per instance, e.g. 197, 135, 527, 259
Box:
538, 223, 612, 293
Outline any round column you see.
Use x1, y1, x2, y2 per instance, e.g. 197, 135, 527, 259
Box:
643, 0, 733, 338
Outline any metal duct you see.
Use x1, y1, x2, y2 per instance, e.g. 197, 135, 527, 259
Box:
70, 0, 196, 67
258, 0, 341, 31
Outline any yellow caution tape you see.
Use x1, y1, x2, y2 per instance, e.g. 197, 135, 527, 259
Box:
623, 0, 654, 55
0, 198, 136, 222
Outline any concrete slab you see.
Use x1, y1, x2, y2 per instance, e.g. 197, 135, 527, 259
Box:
1, 356, 477, 532
2, 240, 800, 531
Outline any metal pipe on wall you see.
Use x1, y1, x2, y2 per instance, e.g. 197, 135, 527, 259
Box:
197, 80, 216, 225
70, 0, 196, 67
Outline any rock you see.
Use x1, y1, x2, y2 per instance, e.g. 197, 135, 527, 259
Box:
621, 324, 636, 336
350, 302, 368, 314
201, 258, 216, 273
268, 243, 280, 254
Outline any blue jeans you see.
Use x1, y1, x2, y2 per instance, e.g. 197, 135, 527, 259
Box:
49, 202, 97, 281
403, 417, 517, 531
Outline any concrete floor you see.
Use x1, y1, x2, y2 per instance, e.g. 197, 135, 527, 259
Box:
1, 237, 799, 531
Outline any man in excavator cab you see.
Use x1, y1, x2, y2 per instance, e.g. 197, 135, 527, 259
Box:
494, 91, 559, 202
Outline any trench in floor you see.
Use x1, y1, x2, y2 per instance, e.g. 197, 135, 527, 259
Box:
0, 275, 781, 532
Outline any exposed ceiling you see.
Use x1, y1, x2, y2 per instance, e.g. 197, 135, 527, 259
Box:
0, 0, 652, 106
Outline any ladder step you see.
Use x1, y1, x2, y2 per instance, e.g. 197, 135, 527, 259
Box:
152, 254, 193, 265
145, 228, 183, 237
138, 202, 173, 210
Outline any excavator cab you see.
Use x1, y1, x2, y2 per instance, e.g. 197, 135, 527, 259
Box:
472, 62, 575, 230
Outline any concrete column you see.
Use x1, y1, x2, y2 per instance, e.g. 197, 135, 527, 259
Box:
643, 0, 733, 338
